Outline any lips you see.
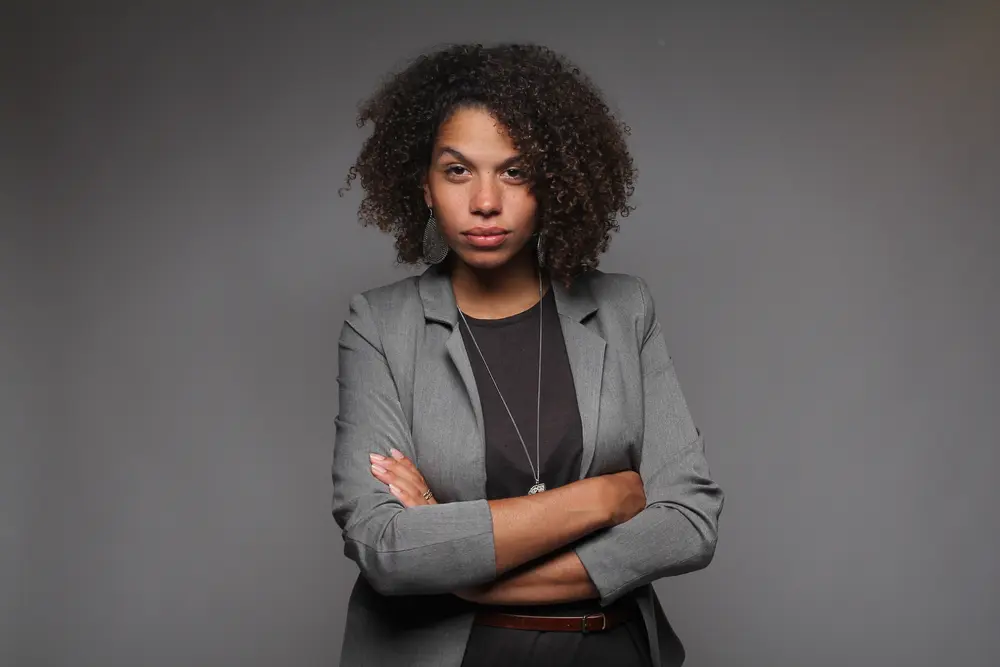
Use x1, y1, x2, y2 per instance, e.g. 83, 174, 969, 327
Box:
463, 226, 510, 248
463, 226, 508, 236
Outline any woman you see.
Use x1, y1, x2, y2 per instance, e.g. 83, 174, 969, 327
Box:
332, 43, 723, 667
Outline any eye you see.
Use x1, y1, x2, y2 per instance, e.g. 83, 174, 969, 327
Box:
503, 167, 528, 181
444, 165, 469, 177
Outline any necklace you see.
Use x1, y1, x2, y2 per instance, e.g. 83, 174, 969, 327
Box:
458, 268, 546, 495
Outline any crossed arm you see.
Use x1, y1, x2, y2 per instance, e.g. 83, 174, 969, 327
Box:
332, 279, 723, 606
369, 446, 614, 605
460, 544, 599, 605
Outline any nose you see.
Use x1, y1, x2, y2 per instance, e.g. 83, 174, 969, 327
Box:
470, 176, 501, 217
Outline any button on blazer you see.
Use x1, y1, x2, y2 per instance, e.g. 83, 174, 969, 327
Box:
332, 263, 724, 666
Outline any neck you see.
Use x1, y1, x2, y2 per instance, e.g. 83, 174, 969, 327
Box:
449, 249, 548, 320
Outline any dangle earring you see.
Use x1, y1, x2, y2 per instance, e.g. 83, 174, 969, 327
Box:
422, 210, 449, 264
534, 229, 546, 268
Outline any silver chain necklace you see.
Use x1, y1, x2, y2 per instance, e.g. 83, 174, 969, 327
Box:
457, 267, 546, 495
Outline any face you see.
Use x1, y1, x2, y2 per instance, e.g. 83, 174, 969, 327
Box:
423, 106, 538, 271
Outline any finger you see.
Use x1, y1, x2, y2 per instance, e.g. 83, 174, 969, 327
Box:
371, 462, 416, 495
373, 449, 415, 472
389, 462, 425, 489
377, 470, 435, 506
389, 448, 417, 470
370, 460, 421, 498
370, 453, 433, 504
378, 457, 427, 489
370, 461, 392, 484
369, 453, 409, 483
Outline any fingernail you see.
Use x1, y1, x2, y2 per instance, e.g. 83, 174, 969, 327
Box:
371, 463, 387, 474
369, 452, 386, 462
389, 448, 404, 459
389, 484, 400, 495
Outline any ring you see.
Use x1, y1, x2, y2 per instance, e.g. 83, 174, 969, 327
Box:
421, 488, 434, 500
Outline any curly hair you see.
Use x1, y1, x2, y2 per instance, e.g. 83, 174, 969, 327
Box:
340, 43, 637, 285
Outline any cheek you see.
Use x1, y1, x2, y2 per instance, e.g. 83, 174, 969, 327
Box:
428, 185, 466, 233
509, 191, 538, 225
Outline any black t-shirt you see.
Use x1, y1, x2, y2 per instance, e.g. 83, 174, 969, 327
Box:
459, 286, 583, 501
458, 287, 620, 616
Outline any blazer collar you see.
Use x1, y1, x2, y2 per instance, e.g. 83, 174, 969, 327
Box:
417, 263, 599, 326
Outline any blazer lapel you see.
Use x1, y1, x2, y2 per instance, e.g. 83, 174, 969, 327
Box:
417, 265, 487, 500
419, 267, 484, 436
551, 278, 605, 480
444, 329, 485, 440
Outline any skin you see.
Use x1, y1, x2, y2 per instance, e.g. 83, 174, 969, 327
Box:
370, 107, 647, 606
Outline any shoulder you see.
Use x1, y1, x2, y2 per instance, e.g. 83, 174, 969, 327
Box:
341, 273, 423, 343
576, 269, 647, 303
573, 269, 655, 333
355, 273, 423, 313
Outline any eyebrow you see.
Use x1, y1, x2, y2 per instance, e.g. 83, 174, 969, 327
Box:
436, 146, 523, 169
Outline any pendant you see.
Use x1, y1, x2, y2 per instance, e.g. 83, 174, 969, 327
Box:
528, 482, 547, 495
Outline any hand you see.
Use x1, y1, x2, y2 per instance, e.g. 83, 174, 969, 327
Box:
601, 470, 646, 526
369, 448, 438, 507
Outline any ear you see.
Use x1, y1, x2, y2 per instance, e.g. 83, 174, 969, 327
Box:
422, 173, 433, 210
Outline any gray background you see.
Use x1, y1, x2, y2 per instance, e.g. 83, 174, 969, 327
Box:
3, 1, 998, 665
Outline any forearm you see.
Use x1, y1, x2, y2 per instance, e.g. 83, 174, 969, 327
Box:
473, 548, 599, 605
487, 476, 611, 576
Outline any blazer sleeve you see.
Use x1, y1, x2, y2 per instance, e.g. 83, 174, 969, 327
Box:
572, 276, 725, 607
331, 293, 497, 596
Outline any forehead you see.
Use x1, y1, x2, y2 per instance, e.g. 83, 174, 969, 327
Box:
434, 107, 517, 155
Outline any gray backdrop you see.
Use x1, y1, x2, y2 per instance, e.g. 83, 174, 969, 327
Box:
3, 2, 998, 665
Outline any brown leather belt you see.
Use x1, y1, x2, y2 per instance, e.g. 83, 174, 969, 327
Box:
473, 600, 637, 633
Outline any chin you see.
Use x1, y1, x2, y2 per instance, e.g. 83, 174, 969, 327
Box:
454, 251, 519, 271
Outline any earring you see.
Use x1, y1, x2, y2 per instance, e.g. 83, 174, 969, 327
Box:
535, 230, 546, 268
422, 211, 449, 264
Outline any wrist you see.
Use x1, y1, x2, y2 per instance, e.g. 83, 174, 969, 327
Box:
581, 476, 616, 529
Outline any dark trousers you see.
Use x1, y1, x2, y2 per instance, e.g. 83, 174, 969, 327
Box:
459, 613, 653, 667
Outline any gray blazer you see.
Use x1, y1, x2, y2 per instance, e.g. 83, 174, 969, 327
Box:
331, 263, 724, 666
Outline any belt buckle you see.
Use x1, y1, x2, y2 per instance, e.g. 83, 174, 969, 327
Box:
580, 612, 606, 634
